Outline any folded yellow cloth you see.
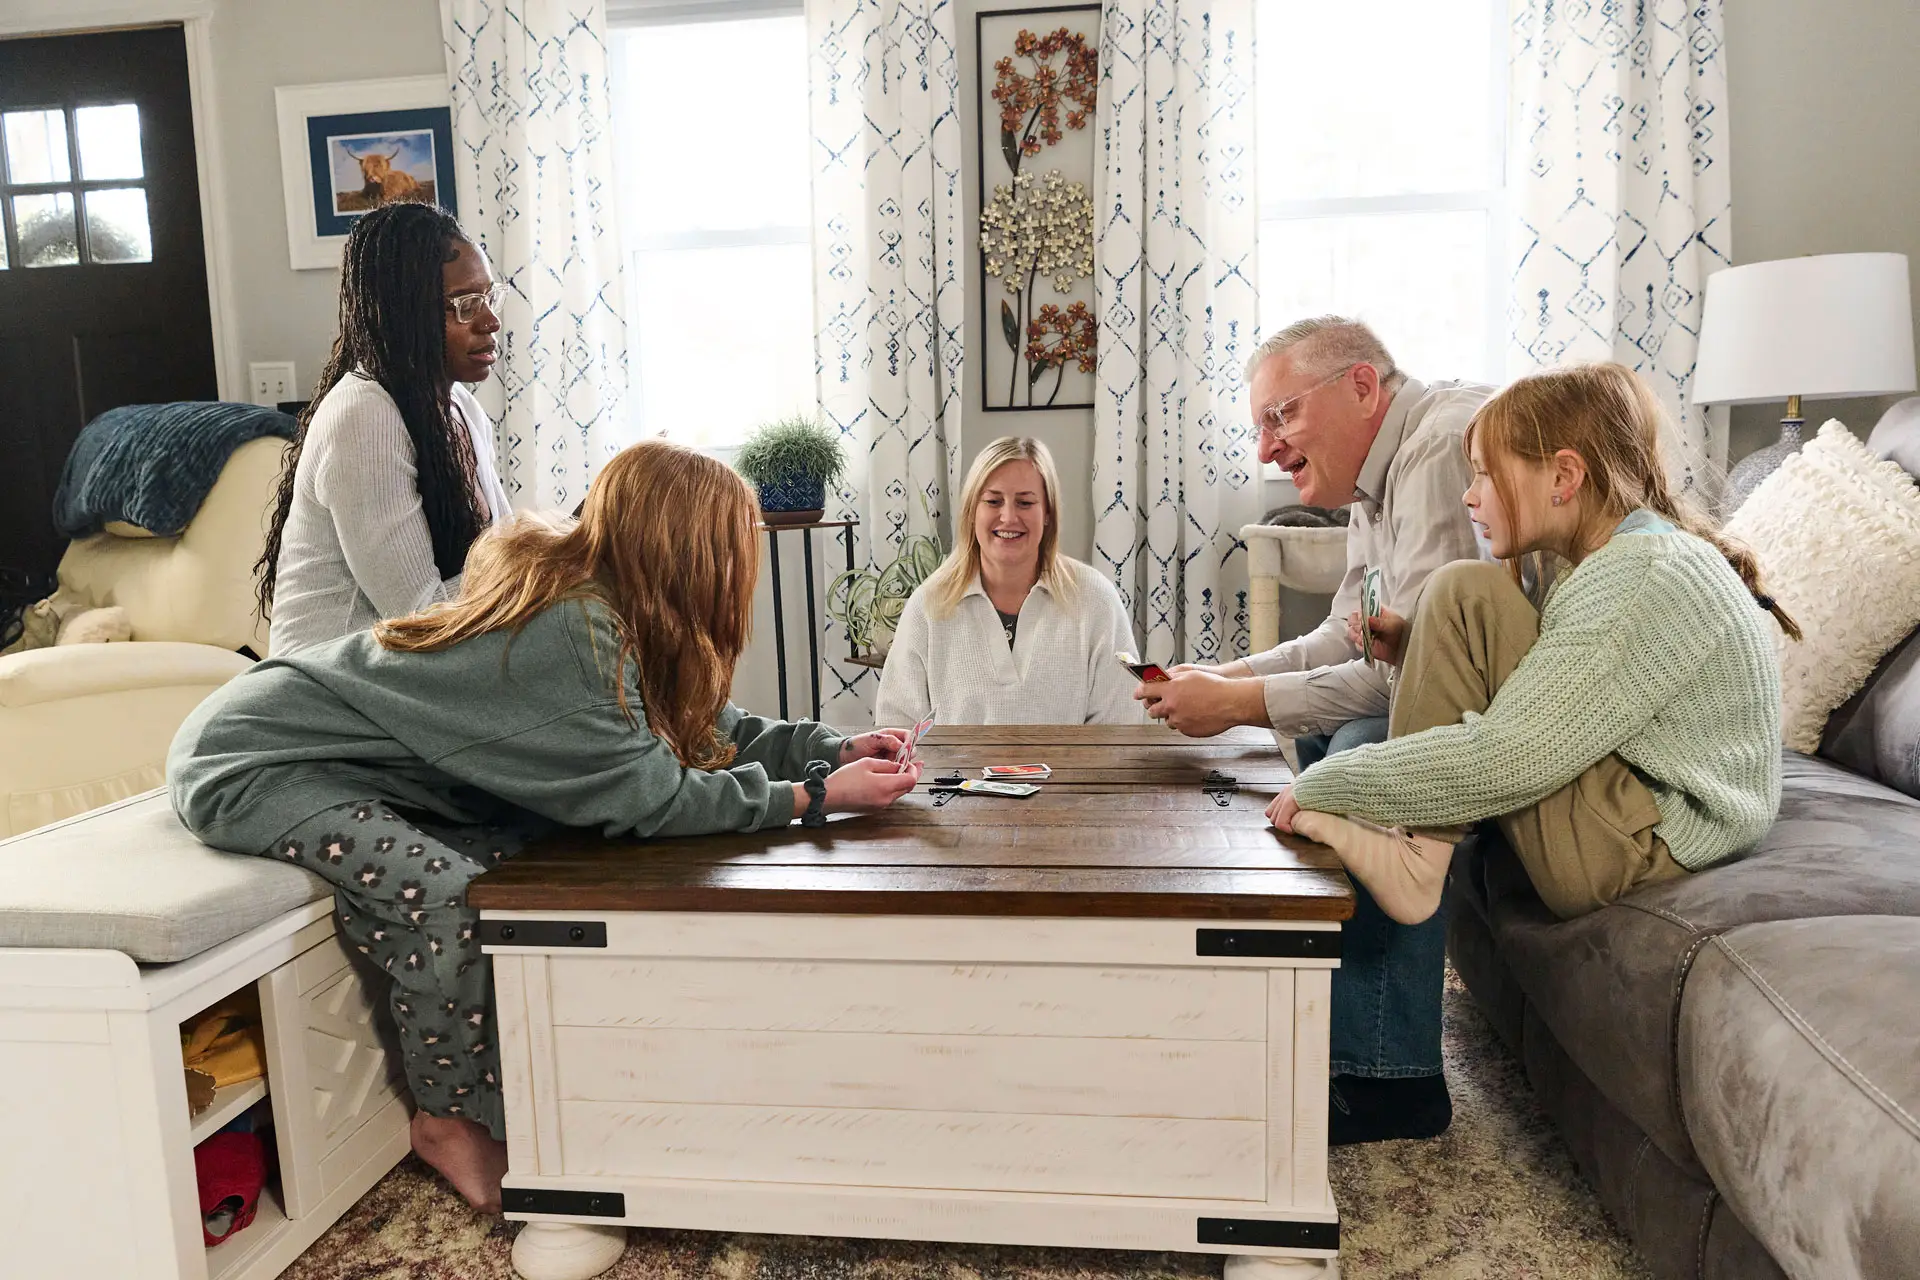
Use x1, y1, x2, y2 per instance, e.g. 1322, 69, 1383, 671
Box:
180, 989, 265, 1089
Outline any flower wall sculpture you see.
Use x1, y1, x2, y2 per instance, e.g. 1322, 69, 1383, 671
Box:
978, 20, 1099, 409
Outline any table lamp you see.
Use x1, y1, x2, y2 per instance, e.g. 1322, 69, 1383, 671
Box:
1692, 252, 1916, 509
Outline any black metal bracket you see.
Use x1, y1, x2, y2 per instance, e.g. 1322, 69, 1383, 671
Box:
1202, 769, 1238, 807
501, 1187, 626, 1218
478, 919, 608, 948
1196, 928, 1342, 960
1197, 1217, 1340, 1250
931, 788, 959, 807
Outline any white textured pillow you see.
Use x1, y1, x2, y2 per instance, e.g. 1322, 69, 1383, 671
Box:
1724, 421, 1920, 752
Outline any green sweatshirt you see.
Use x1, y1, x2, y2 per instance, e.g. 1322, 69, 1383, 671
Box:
1290, 512, 1784, 871
168, 595, 845, 855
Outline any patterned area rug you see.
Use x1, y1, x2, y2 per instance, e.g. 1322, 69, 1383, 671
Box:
280, 971, 1651, 1280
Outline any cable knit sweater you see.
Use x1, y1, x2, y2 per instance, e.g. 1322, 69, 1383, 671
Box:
1290, 512, 1783, 870
875, 558, 1147, 727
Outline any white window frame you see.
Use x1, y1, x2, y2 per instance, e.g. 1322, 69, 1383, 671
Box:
607, 0, 810, 453
1254, 0, 1508, 485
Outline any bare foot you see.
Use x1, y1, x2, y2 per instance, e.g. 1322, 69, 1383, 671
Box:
411, 1110, 508, 1213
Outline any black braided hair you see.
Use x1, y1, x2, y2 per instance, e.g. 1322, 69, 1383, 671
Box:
254, 203, 486, 621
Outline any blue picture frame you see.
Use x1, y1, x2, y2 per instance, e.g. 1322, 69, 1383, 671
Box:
304, 106, 456, 237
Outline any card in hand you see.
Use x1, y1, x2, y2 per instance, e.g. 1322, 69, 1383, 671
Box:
1360, 566, 1383, 669
896, 710, 937, 765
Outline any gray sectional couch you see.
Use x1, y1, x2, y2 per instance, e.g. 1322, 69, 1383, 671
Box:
1447, 551, 1920, 1276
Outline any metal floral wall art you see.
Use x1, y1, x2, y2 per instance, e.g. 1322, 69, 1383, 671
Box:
976, 11, 1100, 410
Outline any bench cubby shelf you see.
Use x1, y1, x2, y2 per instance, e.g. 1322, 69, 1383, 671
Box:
2, 898, 412, 1280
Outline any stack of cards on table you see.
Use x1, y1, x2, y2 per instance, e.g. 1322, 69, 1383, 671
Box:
982, 763, 1051, 780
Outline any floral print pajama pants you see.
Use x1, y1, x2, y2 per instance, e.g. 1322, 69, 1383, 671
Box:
262, 799, 545, 1140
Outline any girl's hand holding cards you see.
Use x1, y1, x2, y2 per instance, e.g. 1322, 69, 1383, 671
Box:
841, 729, 909, 764
1346, 606, 1409, 667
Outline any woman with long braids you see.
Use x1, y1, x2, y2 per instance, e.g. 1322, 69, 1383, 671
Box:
257, 202, 512, 655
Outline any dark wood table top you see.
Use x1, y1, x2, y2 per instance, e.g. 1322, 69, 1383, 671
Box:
470, 724, 1352, 921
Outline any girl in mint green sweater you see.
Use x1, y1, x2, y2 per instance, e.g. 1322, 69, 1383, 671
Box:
1269, 363, 1799, 924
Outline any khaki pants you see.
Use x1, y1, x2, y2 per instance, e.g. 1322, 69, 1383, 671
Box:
1390, 561, 1685, 919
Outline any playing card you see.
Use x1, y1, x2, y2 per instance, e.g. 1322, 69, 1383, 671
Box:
982, 764, 1051, 779
1360, 566, 1383, 669
896, 710, 937, 765
960, 779, 1041, 798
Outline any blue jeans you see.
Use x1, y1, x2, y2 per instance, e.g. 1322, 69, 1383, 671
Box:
1296, 716, 1446, 1078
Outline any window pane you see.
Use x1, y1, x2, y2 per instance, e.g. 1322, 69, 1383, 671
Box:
85, 187, 152, 263
4, 110, 72, 185
631, 242, 815, 448
15, 192, 79, 267
1259, 210, 1490, 383
1255, 0, 1496, 203
76, 103, 143, 180
615, 18, 810, 237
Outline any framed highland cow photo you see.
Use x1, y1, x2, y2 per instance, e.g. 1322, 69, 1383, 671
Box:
275, 76, 457, 270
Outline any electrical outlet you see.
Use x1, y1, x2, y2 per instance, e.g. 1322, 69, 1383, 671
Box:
249, 361, 297, 407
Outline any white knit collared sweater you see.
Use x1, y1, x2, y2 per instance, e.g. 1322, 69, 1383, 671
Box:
874, 557, 1148, 728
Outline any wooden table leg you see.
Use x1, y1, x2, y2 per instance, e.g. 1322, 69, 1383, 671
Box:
509, 1221, 628, 1280
1223, 1256, 1341, 1279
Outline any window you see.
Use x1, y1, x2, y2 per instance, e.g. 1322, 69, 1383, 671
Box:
0, 102, 151, 270
608, 6, 814, 448
1253, 0, 1506, 386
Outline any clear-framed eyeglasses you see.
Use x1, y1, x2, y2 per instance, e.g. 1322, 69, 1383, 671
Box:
1256, 363, 1375, 439
445, 283, 505, 324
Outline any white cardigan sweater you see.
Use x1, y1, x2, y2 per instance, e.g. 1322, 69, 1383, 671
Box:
874, 557, 1148, 727
268, 374, 510, 656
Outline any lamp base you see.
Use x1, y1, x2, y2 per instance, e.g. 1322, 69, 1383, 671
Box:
1726, 415, 1804, 513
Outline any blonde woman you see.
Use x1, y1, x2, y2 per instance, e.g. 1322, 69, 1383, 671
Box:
171, 441, 917, 1213
876, 437, 1144, 725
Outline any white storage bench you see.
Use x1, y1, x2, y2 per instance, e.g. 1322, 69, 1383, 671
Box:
0, 791, 412, 1280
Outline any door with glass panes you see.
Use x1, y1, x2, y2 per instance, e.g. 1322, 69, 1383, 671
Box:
0, 23, 217, 603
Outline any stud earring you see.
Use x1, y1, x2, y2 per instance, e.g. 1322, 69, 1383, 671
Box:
1550, 494, 1565, 506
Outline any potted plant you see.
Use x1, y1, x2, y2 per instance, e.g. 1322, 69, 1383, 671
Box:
827, 531, 945, 663
733, 415, 847, 526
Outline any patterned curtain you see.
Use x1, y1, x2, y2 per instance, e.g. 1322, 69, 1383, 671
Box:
441, 0, 629, 511
1506, 0, 1732, 474
809, 0, 966, 723
1091, 0, 1260, 665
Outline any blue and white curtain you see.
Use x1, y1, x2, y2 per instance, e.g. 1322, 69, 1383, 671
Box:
1091, 0, 1261, 665
442, 0, 630, 510
1506, 0, 1732, 474
809, 0, 966, 723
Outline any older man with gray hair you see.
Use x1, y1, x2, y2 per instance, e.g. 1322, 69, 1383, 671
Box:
1139, 315, 1491, 1145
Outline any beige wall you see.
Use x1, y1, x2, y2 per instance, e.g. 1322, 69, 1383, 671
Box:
206, 0, 445, 402
1716, 0, 1918, 457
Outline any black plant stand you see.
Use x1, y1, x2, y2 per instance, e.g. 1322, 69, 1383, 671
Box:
761, 518, 858, 722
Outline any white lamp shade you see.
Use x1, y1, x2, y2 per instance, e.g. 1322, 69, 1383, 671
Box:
1692, 253, 1917, 406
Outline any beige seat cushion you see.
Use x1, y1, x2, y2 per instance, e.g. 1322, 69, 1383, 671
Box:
0, 790, 329, 963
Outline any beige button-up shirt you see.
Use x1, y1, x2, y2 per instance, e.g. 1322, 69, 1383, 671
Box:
1243, 376, 1492, 737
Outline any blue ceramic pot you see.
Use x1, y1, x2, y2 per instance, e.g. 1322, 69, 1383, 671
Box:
758, 476, 826, 514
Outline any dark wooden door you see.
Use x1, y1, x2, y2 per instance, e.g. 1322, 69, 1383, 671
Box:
0, 24, 216, 591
